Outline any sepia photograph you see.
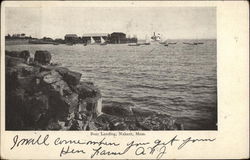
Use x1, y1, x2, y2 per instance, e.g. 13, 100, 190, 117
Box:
1, 1, 249, 159
4, 6, 217, 131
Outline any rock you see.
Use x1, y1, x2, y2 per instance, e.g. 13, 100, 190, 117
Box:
131, 108, 157, 117
80, 97, 100, 118
38, 70, 80, 120
47, 91, 79, 120
20, 64, 40, 76
75, 82, 101, 99
47, 119, 62, 130
16, 76, 35, 93
34, 50, 51, 65
6, 56, 40, 76
43, 70, 62, 84
69, 120, 81, 130
56, 67, 81, 86
6, 68, 19, 90
6, 51, 20, 58
40, 66, 81, 86
87, 121, 98, 130
25, 93, 49, 123
95, 113, 128, 130
63, 70, 82, 86
6, 50, 30, 61
102, 101, 133, 117
5, 50, 105, 130
20, 50, 30, 61
55, 67, 69, 75
6, 55, 26, 67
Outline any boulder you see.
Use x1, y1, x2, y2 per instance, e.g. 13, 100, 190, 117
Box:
6, 50, 30, 61
6, 56, 40, 76
44, 78, 78, 119
34, 69, 80, 121
20, 64, 40, 76
76, 82, 101, 99
55, 67, 82, 86
95, 113, 125, 130
102, 101, 133, 117
34, 50, 51, 65
42, 70, 62, 84
55, 67, 69, 75
131, 108, 157, 117
63, 70, 82, 86
40, 67, 82, 86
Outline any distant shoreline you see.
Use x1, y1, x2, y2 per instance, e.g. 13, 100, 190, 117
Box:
5, 38, 216, 46
5, 39, 30, 45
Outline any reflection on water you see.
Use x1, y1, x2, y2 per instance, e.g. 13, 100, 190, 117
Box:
6, 39, 217, 130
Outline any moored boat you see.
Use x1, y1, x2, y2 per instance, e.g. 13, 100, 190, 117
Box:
183, 42, 203, 45
128, 43, 140, 46
90, 37, 96, 45
100, 37, 107, 45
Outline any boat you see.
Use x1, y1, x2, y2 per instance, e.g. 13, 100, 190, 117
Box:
150, 32, 161, 45
90, 37, 96, 45
164, 42, 177, 46
128, 43, 140, 46
100, 37, 107, 45
183, 42, 196, 45
183, 42, 203, 45
196, 42, 204, 44
168, 42, 177, 45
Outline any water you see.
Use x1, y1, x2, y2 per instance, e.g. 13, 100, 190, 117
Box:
6, 39, 217, 130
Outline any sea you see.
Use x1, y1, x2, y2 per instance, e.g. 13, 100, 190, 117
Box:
5, 39, 217, 130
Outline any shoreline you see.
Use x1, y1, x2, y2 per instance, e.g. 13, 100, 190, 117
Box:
5, 39, 216, 46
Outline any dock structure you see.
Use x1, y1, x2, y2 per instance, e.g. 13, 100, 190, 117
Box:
64, 34, 79, 44
109, 32, 127, 44
82, 33, 109, 44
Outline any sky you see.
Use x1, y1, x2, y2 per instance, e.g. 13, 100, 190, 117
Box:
5, 7, 216, 39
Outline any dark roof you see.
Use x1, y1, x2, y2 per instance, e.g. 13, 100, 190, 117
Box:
111, 32, 126, 35
65, 34, 78, 37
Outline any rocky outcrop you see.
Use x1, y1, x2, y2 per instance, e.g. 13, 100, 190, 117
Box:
6, 50, 101, 130
99, 102, 183, 130
6, 50, 183, 130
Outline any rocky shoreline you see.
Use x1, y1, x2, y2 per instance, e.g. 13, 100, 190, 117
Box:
5, 50, 184, 130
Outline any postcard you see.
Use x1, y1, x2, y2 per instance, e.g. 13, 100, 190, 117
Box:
1, 1, 249, 159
